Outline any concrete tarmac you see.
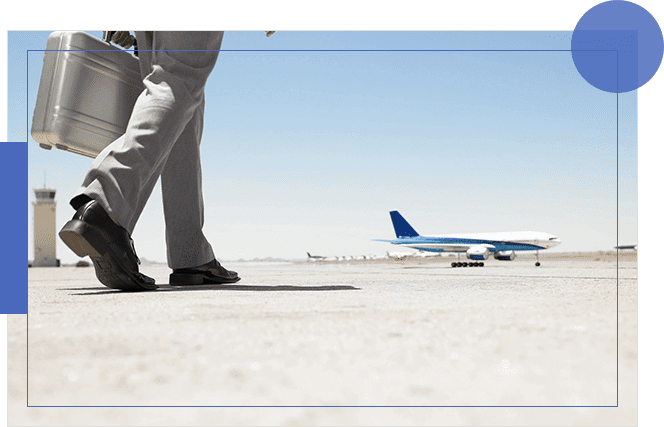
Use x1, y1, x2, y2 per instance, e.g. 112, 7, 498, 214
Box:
9, 254, 636, 426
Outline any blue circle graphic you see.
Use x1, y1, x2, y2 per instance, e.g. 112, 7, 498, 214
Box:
572, 1, 663, 93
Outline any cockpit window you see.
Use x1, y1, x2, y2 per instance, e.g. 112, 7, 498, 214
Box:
549, 237, 558, 240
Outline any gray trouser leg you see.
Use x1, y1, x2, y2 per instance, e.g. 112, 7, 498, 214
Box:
72, 31, 223, 269
160, 97, 214, 269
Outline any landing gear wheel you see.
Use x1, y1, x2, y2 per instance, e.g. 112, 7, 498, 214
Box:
479, 262, 484, 267
535, 262, 541, 267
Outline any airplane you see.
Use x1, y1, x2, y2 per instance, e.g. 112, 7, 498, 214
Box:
307, 252, 325, 260
386, 250, 444, 260
374, 211, 561, 267
386, 251, 416, 260
614, 245, 637, 251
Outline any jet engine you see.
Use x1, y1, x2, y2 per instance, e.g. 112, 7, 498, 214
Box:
493, 250, 516, 261
466, 246, 490, 260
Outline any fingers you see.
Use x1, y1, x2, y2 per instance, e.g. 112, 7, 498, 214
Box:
111, 31, 136, 48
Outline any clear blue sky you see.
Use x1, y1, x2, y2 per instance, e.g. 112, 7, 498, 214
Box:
13, 30, 638, 263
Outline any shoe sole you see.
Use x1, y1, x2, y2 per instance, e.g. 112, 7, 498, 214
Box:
169, 272, 241, 285
59, 219, 157, 291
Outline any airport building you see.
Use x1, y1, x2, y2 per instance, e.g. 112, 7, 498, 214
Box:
32, 188, 60, 267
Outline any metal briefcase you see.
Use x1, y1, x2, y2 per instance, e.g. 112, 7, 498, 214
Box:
31, 31, 143, 158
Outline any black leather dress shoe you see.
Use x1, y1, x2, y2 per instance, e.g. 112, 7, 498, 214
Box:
59, 200, 157, 291
170, 259, 240, 285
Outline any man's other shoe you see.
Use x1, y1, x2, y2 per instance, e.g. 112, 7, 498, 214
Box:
59, 200, 157, 291
170, 259, 240, 285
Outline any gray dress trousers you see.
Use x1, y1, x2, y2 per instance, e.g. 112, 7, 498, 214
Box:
71, 31, 224, 269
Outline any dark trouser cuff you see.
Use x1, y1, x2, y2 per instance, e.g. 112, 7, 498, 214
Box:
70, 194, 93, 210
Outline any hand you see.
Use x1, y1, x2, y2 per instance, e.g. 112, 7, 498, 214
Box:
111, 31, 136, 48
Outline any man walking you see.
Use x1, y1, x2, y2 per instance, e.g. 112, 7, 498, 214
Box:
59, 31, 240, 291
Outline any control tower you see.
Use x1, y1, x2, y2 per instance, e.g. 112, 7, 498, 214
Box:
32, 188, 60, 267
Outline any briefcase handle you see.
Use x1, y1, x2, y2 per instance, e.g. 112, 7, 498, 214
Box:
103, 31, 139, 57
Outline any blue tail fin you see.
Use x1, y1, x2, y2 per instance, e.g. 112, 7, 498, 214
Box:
389, 211, 419, 238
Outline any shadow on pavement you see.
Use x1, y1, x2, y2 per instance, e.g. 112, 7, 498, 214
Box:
63, 283, 361, 295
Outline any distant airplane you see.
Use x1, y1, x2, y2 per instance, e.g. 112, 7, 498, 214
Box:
375, 211, 561, 267
307, 252, 325, 260
386, 251, 416, 260
414, 251, 444, 258
614, 245, 637, 251
385, 250, 443, 260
